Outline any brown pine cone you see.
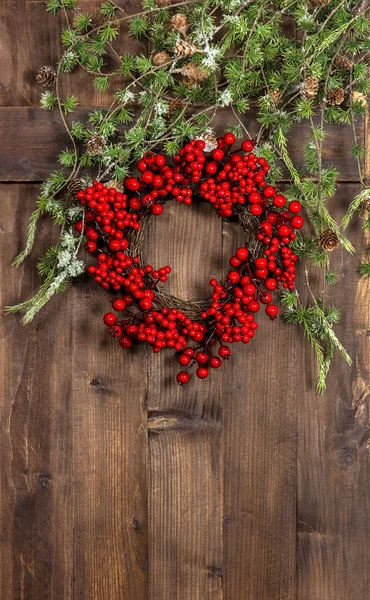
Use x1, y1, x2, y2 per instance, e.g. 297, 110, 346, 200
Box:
351, 91, 367, 107
105, 180, 123, 192
175, 39, 202, 58
87, 134, 106, 155
319, 229, 340, 251
310, 0, 330, 6
36, 65, 56, 87
152, 51, 171, 66
327, 87, 345, 106
334, 55, 353, 70
177, 63, 209, 83
199, 132, 218, 152
302, 76, 319, 99
168, 98, 185, 116
270, 89, 281, 105
67, 178, 88, 199
171, 13, 188, 37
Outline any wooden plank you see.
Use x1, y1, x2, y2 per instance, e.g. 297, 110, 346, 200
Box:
296, 188, 370, 599
0, 184, 74, 599
144, 201, 223, 600
0, 0, 144, 107
0, 184, 149, 599
221, 213, 298, 600
0, 107, 364, 182
70, 274, 149, 600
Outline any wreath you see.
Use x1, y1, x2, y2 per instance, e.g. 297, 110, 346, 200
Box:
7, 0, 370, 393
75, 132, 304, 384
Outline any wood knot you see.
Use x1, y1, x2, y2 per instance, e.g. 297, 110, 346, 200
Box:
89, 378, 110, 395
36, 473, 52, 488
131, 518, 140, 532
208, 565, 222, 578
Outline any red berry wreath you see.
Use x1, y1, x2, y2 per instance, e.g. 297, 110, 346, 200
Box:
75, 132, 304, 385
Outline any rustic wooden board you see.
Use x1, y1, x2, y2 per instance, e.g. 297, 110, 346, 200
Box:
0, 107, 363, 182
1, 0, 370, 597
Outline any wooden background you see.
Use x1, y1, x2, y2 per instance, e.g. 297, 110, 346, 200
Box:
1, 1, 370, 599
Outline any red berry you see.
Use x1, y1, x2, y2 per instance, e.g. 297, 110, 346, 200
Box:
248, 300, 260, 313
273, 194, 286, 208
212, 148, 224, 161
177, 371, 190, 385
218, 346, 231, 359
112, 298, 125, 311
210, 356, 222, 368
196, 367, 209, 379
223, 132, 236, 145
289, 201, 302, 214
263, 186, 275, 198
103, 312, 117, 326
151, 204, 163, 215
241, 140, 254, 152
119, 336, 132, 348
236, 247, 249, 261
265, 278, 277, 291
291, 215, 304, 229
178, 354, 191, 366
266, 304, 278, 319
195, 352, 208, 365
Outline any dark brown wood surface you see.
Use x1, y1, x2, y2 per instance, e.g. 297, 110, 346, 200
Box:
1, 2, 369, 599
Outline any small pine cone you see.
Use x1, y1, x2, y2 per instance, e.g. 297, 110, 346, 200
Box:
36, 65, 56, 87
302, 76, 319, 99
105, 180, 123, 192
351, 90, 367, 107
199, 132, 218, 153
327, 87, 345, 106
175, 39, 202, 58
310, 0, 330, 6
152, 51, 171, 66
334, 55, 353, 70
319, 229, 340, 252
171, 13, 188, 37
67, 178, 88, 199
270, 88, 281, 105
177, 62, 209, 83
168, 98, 185, 116
87, 133, 106, 155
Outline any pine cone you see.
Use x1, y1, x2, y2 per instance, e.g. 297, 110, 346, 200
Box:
87, 134, 106, 155
105, 180, 123, 192
310, 0, 330, 6
152, 51, 171, 66
199, 132, 218, 153
168, 98, 185, 116
67, 178, 88, 199
302, 76, 319, 99
327, 87, 345, 106
171, 13, 188, 37
155, 0, 171, 6
174, 39, 202, 58
351, 90, 367, 107
334, 55, 353, 70
36, 65, 56, 87
270, 89, 281, 105
319, 229, 340, 251
177, 62, 209, 83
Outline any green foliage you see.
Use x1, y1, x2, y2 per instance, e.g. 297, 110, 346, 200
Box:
359, 262, 370, 277
62, 95, 79, 114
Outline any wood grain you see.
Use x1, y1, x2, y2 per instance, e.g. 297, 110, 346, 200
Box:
145, 201, 223, 600
0, 184, 74, 599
